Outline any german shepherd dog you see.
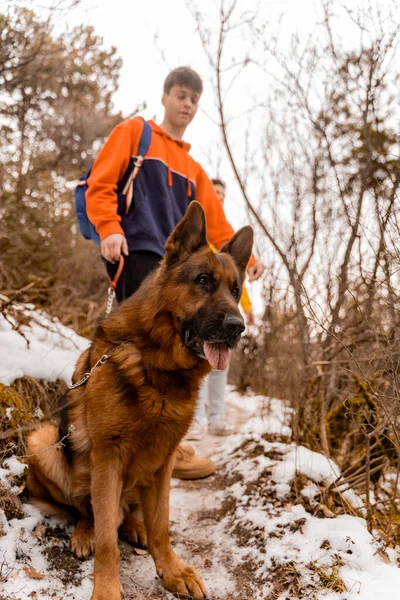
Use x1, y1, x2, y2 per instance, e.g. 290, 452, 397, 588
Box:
26, 202, 253, 600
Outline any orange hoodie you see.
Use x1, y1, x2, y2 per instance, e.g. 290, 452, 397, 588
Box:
86, 118, 256, 267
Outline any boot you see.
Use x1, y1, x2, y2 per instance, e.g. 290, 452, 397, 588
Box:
172, 444, 216, 480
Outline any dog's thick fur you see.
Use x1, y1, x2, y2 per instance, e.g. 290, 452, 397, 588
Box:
26, 202, 253, 600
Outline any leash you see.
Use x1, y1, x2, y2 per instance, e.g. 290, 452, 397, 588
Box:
105, 254, 125, 317
67, 255, 127, 390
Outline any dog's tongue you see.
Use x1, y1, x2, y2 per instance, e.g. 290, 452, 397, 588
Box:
203, 342, 230, 370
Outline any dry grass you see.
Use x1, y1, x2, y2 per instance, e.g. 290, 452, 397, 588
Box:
1, 232, 108, 339
309, 559, 347, 594
230, 317, 400, 549
0, 376, 67, 519
0, 377, 67, 460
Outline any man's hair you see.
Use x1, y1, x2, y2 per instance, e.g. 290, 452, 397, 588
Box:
164, 67, 203, 95
211, 178, 226, 188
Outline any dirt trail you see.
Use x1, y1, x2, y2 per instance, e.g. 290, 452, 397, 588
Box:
120, 394, 257, 599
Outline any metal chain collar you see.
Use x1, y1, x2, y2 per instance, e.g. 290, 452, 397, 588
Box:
68, 340, 131, 390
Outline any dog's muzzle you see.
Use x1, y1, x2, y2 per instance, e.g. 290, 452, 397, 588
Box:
182, 313, 245, 370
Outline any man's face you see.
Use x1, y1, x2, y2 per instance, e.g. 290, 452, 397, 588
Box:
214, 183, 226, 204
162, 85, 200, 129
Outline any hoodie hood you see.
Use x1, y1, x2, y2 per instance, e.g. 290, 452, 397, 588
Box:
148, 120, 191, 152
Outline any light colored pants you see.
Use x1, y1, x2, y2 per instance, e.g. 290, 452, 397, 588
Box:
194, 368, 228, 427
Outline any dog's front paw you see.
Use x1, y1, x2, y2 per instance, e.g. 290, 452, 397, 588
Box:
119, 514, 148, 549
70, 519, 95, 558
159, 563, 207, 599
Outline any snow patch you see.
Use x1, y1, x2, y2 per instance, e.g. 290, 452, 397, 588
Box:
272, 444, 341, 486
3, 456, 26, 477
0, 300, 89, 386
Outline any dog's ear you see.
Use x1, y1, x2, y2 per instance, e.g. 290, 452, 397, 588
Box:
165, 201, 208, 266
220, 226, 254, 278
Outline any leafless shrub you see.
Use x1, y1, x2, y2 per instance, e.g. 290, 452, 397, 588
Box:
189, 0, 400, 543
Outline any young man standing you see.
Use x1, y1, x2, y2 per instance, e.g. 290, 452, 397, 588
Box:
86, 66, 265, 479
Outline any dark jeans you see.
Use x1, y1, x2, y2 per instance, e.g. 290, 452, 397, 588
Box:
105, 250, 161, 304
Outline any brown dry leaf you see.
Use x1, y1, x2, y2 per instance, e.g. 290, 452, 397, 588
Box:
0, 524, 6, 539
283, 503, 293, 512
375, 549, 391, 564
133, 547, 148, 556
33, 524, 47, 542
23, 566, 45, 580
317, 503, 336, 518
19, 527, 27, 542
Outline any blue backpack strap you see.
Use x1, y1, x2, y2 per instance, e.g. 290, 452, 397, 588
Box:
74, 165, 100, 244
137, 118, 152, 156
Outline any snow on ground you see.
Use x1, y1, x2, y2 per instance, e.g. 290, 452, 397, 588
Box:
1, 302, 400, 599
204, 418, 400, 600
0, 299, 89, 386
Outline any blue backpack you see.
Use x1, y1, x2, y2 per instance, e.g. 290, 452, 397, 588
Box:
74, 118, 152, 245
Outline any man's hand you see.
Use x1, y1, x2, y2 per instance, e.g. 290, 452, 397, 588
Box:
247, 261, 265, 282
101, 233, 129, 263
245, 310, 255, 326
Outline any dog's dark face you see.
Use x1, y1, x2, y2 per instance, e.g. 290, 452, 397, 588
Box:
160, 202, 254, 370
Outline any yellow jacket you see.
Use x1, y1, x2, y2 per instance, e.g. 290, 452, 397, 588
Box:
240, 285, 252, 313
209, 244, 252, 313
